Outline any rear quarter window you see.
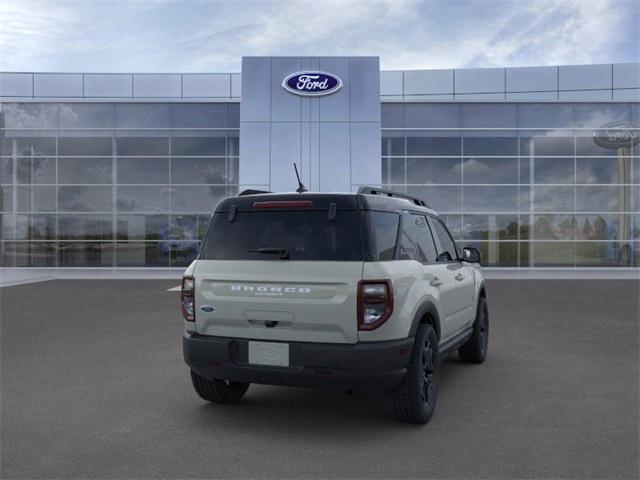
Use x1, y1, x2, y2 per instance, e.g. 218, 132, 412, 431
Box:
362, 211, 400, 261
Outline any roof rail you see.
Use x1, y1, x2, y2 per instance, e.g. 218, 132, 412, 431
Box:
238, 189, 271, 196
357, 186, 428, 208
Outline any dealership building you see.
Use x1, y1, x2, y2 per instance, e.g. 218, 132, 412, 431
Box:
0, 57, 638, 271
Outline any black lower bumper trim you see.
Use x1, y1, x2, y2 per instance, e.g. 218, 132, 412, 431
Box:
183, 333, 414, 392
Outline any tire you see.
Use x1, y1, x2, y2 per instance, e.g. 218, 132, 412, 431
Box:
458, 296, 489, 364
190, 370, 250, 404
388, 324, 439, 424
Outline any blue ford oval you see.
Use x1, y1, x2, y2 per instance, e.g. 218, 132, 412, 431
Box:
282, 71, 343, 96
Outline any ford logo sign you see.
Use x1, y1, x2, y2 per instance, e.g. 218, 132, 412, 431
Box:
282, 71, 342, 97
593, 122, 640, 149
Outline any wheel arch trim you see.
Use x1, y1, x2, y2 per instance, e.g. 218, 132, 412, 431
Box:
408, 301, 442, 339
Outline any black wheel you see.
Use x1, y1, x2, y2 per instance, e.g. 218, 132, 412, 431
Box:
458, 296, 489, 364
190, 370, 250, 404
388, 324, 439, 424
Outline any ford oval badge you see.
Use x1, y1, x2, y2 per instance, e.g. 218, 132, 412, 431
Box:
593, 122, 640, 149
200, 305, 215, 312
282, 71, 343, 97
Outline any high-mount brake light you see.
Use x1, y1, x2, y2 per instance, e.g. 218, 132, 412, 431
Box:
253, 200, 313, 209
181, 276, 195, 322
357, 280, 394, 331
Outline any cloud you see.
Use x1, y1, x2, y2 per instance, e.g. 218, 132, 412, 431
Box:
0, 0, 637, 72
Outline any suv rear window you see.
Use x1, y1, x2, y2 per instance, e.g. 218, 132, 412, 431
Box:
200, 210, 363, 261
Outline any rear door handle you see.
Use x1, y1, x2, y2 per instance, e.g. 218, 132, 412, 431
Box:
454, 273, 465, 281
430, 277, 443, 287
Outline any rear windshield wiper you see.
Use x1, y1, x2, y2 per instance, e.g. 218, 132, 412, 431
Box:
248, 247, 290, 259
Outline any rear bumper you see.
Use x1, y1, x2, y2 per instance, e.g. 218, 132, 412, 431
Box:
183, 332, 414, 392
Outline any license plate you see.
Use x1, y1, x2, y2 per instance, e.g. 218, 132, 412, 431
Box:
248, 341, 289, 367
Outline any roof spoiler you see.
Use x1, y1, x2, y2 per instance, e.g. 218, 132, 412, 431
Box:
357, 186, 428, 208
238, 189, 272, 196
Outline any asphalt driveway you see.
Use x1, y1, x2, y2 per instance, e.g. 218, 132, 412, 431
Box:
1, 279, 638, 479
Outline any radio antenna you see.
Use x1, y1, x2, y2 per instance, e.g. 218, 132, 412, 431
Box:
293, 163, 308, 193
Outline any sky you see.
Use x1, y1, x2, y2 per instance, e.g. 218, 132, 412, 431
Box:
0, 0, 638, 73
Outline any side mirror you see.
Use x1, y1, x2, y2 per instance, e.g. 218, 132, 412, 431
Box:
462, 247, 481, 264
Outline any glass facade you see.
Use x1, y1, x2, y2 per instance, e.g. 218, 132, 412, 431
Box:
0, 103, 239, 267
382, 102, 639, 267
1, 100, 638, 268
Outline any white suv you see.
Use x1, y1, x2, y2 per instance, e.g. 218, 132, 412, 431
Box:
182, 187, 488, 424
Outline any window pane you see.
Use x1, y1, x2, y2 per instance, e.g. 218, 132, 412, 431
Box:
171, 186, 228, 212
117, 214, 169, 240
463, 186, 519, 212
405, 186, 461, 213
58, 137, 112, 156
533, 215, 576, 240
382, 158, 405, 184
462, 215, 518, 240
463, 136, 518, 156
576, 157, 628, 184
58, 158, 112, 184
1, 187, 12, 211
518, 104, 573, 128
117, 137, 168, 156
575, 242, 632, 267
58, 186, 111, 212
114, 104, 171, 128
1, 242, 56, 267
576, 214, 632, 241
463, 158, 518, 184
576, 186, 629, 212
2, 104, 58, 128
59, 104, 114, 128
573, 103, 630, 128
404, 104, 460, 128
116, 186, 170, 212
406, 158, 461, 184
531, 242, 575, 266
520, 136, 574, 156
1, 158, 12, 183
171, 136, 226, 156
533, 158, 574, 184
2, 214, 55, 240
440, 214, 462, 240
170, 241, 199, 267
463, 241, 518, 267
406, 135, 460, 156
200, 211, 363, 261
59, 214, 112, 240
462, 104, 517, 128
169, 214, 209, 240
430, 217, 458, 260
117, 158, 169, 184
363, 211, 399, 261
411, 215, 438, 262
58, 242, 114, 267
17, 157, 56, 184
115, 242, 169, 267
381, 133, 404, 156
171, 104, 227, 128
17, 186, 56, 212
13, 137, 56, 156
533, 186, 574, 212
171, 158, 228, 184
576, 135, 622, 157
381, 103, 404, 128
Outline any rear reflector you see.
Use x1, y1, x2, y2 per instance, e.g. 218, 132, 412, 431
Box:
253, 200, 313, 209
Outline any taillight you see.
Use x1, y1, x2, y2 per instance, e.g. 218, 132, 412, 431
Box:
358, 280, 393, 331
181, 276, 195, 322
